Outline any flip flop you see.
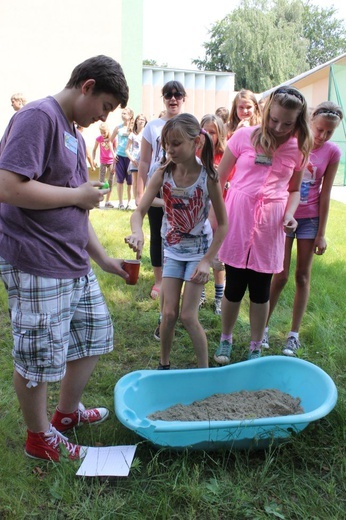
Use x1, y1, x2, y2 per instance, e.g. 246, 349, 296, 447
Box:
150, 284, 160, 300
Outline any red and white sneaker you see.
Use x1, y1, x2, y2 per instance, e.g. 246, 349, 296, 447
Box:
51, 404, 109, 433
25, 426, 87, 462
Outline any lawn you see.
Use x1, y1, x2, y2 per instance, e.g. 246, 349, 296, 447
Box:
0, 200, 345, 519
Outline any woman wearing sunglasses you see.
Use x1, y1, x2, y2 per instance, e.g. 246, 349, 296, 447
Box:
137, 81, 186, 308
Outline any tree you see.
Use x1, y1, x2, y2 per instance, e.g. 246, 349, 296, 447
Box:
302, 1, 346, 68
193, 16, 233, 72
193, 0, 346, 91
143, 59, 168, 68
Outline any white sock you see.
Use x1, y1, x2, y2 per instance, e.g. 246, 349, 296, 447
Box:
288, 331, 299, 340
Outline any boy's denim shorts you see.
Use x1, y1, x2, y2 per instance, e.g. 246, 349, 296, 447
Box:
163, 256, 200, 282
286, 217, 319, 239
0, 258, 113, 384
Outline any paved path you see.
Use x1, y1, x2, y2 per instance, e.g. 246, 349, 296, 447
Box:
331, 186, 346, 204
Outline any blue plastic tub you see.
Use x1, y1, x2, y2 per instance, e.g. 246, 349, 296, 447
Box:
114, 356, 337, 450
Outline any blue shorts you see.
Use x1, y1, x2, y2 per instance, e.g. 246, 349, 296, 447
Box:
0, 259, 113, 384
286, 217, 319, 239
163, 256, 200, 282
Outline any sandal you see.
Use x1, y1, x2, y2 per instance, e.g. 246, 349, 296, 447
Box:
150, 284, 160, 300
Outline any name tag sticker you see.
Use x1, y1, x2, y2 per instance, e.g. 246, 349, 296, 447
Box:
255, 153, 272, 165
171, 187, 189, 198
64, 131, 78, 154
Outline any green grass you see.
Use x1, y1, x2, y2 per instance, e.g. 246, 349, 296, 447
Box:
0, 201, 345, 519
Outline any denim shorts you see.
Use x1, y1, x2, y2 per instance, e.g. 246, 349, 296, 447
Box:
286, 217, 319, 239
163, 256, 200, 281
0, 259, 113, 384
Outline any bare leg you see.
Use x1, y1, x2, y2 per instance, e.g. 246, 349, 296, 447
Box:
180, 281, 208, 367
214, 269, 224, 287
153, 266, 162, 288
291, 238, 315, 332
117, 182, 124, 207
57, 355, 99, 413
126, 183, 132, 206
250, 301, 269, 342
14, 371, 49, 432
266, 236, 294, 326
160, 278, 182, 365
132, 171, 138, 203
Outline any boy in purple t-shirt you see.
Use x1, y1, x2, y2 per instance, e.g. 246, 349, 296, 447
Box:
0, 55, 129, 462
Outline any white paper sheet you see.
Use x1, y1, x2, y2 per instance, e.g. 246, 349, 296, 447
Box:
76, 445, 136, 477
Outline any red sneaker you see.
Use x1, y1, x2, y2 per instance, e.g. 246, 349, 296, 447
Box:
51, 404, 109, 433
25, 426, 87, 462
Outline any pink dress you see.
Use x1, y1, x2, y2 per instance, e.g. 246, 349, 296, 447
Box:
219, 126, 302, 274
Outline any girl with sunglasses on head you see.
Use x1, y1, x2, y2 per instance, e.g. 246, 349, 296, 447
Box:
211, 86, 313, 364
126, 113, 228, 369
262, 101, 343, 356
137, 81, 186, 302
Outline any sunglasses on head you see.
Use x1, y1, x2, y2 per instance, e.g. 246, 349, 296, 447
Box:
163, 91, 184, 100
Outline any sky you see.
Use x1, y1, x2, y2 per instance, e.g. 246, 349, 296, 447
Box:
143, 0, 346, 70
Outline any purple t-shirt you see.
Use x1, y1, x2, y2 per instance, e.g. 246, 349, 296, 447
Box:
0, 96, 90, 278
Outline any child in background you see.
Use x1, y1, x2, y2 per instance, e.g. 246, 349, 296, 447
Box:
76, 124, 96, 171
223, 90, 262, 197
263, 101, 343, 356
212, 86, 313, 364
215, 106, 229, 125
11, 92, 26, 111
93, 122, 115, 208
258, 95, 268, 115
126, 113, 228, 369
226, 89, 261, 140
111, 107, 134, 209
197, 114, 226, 314
126, 113, 147, 205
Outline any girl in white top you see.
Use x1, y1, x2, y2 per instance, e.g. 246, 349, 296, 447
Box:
126, 113, 147, 202
126, 114, 228, 369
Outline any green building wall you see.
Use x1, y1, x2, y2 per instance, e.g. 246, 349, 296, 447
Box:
121, 0, 143, 116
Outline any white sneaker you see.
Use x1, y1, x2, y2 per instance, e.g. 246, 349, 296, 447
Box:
214, 298, 222, 315
282, 336, 301, 357
261, 329, 270, 349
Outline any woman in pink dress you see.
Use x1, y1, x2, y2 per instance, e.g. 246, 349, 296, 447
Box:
213, 86, 313, 363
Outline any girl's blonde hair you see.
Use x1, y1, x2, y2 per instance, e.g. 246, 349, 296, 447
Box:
161, 113, 218, 181
252, 86, 313, 164
11, 92, 26, 105
123, 107, 135, 133
228, 89, 261, 135
200, 114, 226, 155
99, 122, 110, 137
311, 101, 343, 123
